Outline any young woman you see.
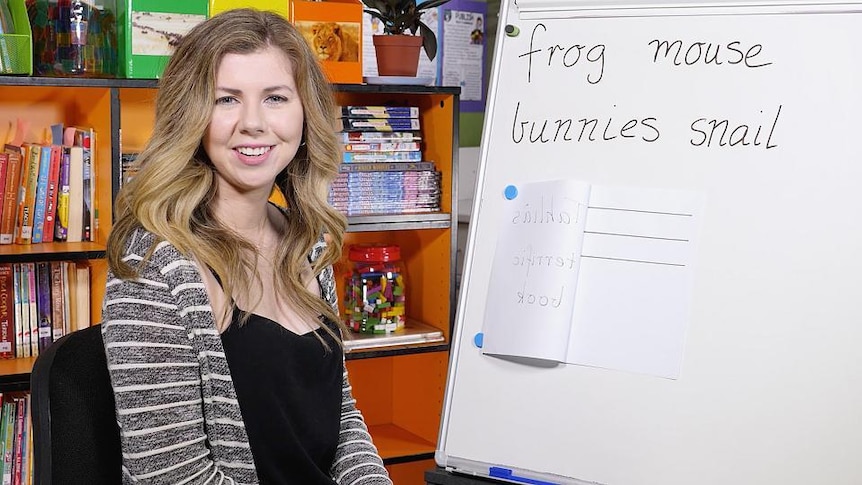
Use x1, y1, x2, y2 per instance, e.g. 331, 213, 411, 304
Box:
101, 9, 392, 484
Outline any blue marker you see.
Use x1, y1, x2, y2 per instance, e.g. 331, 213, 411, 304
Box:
489, 467, 559, 485
473, 332, 484, 348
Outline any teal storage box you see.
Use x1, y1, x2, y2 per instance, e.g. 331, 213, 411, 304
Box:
117, 0, 208, 78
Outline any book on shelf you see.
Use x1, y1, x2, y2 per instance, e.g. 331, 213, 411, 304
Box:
342, 150, 422, 163
120, 153, 139, 188
40, 145, 62, 243
2, 398, 15, 485
338, 161, 435, 173
343, 320, 444, 351
50, 261, 66, 342
71, 262, 91, 331
11, 396, 23, 485
14, 264, 28, 358
0, 155, 7, 227
0, 260, 88, 359
0, 147, 21, 245
0, 392, 31, 485
35, 262, 53, 352
13, 144, 39, 245
338, 118, 422, 132
0, 265, 12, 359
30, 145, 52, 244
60, 262, 71, 337
339, 131, 421, 143
64, 126, 95, 243
339, 105, 420, 119
343, 141, 421, 152
64, 146, 84, 244
26, 262, 38, 358
78, 128, 95, 243
54, 146, 71, 242
0, 397, 7, 483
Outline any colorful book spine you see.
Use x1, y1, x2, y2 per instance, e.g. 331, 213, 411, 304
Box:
339, 131, 421, 143
339, 118, 422, 132
343, 142, 421, 152
338, 161, 435, 173
11, 397, 23, 485
64, 146, 84, 244
0, 154, 8, 224
54, 147, 70, 242
14, 145, 39, 245
61, 262, 71, 337
0, 265, 12, 359
23, 263, 39, 357
41, 146, 61, 243
30, 145, 52, 244
2, 400, 13, 485
78, 129, 94, 242
35, 262, 53, 352
0, 148, 21, 245
16, 396, 27, 485
50, 262, 65, 342
26, 263, 37, 358
343, 151, 422, 163
0, 397, 6, 482
13, 266, 26, 359
340, 106, 420, 118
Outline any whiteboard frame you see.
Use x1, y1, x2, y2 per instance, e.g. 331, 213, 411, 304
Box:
436, 0, 862, 484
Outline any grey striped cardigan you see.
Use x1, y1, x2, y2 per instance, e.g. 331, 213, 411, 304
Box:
101, 229, 392, 484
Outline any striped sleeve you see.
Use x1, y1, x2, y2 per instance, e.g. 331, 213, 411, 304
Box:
330, 365, 393, 485
316, 257, 392, 484
101, 254, 251, 484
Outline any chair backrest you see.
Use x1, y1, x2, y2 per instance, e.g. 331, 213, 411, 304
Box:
30, 324, 122, 485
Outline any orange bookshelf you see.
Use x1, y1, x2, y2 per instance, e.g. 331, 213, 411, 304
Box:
1, 78, 459, 484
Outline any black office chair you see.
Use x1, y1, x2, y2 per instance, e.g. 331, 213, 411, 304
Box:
30, 324, 122, 485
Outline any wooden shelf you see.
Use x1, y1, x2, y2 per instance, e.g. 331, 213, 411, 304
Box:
0, 357, 36, 385
0, 241, 106, 261
370, 423, 436, 463
347, 213, 452, 232
0, 76, 459, 95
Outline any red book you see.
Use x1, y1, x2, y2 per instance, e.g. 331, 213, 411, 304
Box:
11, 396, 24, 485
0, 153, 8, 223
0, 146, 23, 245
0, 264, 13, 359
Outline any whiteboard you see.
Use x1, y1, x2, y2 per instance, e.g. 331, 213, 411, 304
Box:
437, 1, 862, 484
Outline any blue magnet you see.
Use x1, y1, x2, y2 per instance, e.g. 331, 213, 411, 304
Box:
473, 332, 484, 348
504, 185, 518, 200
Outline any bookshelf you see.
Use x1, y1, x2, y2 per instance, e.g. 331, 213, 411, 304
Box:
0, 77, 459, 484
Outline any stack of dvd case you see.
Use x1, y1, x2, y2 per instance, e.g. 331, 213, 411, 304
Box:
330, 106, 442, 216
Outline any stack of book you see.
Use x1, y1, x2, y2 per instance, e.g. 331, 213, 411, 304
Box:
0, 123, 97, 245
331, 106, 442, 216
0, 261, 91, 360
0, 392, 33, 484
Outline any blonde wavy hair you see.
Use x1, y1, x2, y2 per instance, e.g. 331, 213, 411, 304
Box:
107, 8, 347, 338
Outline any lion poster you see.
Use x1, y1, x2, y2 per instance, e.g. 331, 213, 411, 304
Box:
296, 21, 361, 63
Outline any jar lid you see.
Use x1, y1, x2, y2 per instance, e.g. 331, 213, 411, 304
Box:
349, 244, 401, 262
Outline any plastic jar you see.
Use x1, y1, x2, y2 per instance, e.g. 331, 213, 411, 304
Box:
344, 244, 406, 334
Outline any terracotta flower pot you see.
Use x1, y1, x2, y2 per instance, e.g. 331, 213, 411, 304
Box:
373, 34, 423, 77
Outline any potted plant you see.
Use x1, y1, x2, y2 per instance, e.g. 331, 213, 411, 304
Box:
361, 0, 451, 77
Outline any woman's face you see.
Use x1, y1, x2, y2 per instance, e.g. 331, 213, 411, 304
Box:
203, 45, 305, 200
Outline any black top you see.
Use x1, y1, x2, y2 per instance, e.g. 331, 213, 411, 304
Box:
221, 309, 343, 485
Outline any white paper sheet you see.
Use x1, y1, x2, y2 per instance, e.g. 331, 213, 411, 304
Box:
481, 180, 704, 379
